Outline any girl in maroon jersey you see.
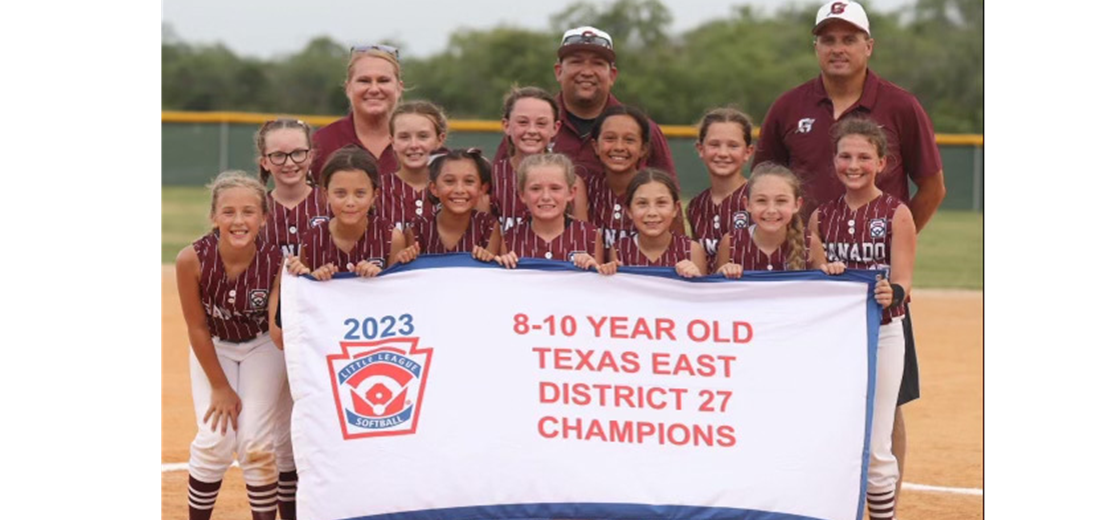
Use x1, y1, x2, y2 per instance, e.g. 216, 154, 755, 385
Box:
599, 168, 707, 278
494, 153, 603, 270
380, 101, 448, 231
491, 86, 587, 232
286, 145, 409, 280
256, 119, 330, 260
687, 107, 756, 266
585, 105, 643, 247
175, 171, 285, 520
810, 117, 915, 520
715, 162, 816, 277
255, 118, 324, 519
409, 148, 501, 260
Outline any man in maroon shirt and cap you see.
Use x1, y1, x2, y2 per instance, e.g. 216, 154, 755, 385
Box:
754, 1, 946, 227
494, 26, 681, 227
753, 1, 948, 513
496, 26, 676, 180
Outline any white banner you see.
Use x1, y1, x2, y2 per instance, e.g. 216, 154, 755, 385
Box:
282, 255, 881, 520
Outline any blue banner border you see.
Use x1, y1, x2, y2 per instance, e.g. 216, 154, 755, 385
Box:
343, 502, 830, 520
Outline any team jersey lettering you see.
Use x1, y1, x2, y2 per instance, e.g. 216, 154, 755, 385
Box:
193, 233, 283, 342
825, 242, 887, 264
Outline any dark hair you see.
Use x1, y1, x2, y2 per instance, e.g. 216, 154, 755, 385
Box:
319, 145, 380, 189
255, 119, 313, 186
590, 104, 652, 146
502, 85, 559, 121
502, 86, 560, 156
390, 100, 449, 137
696, 107, 754, 146
625, 168, 679, 207
748, 162, 806, 270
427, 148, 493, 204
831, 117, 888, 159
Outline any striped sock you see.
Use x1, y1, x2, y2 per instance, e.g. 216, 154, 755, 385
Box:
867, 488, 897, 520
247, 481, 279, 520
278, 470, 298, 519
187, 475, 222, 520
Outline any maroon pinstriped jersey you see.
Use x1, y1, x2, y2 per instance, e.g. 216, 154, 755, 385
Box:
377, 171, 436, 231
301, 218, 395, 272
310, 113, 399, 186
411, 210, 496, 254
816, 193, 906, 323
585, 173, 637, 248
489, 158, 530, 233
686, 183, 750, 260
612, 234, 693, 268
503, 218, 599, 262
261, 189, 330, 258
193, 233, 283, 342
727, 225, 809, 272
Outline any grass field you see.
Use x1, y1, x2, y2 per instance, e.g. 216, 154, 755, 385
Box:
162, 186, 983, 289
163, 187, 213, 263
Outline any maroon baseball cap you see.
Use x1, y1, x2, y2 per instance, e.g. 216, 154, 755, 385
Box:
557, 26, 616, 63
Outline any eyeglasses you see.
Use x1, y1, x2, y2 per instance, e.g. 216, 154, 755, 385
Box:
266, 149, 310, 165
561, 32, 613, 50
350, 44, 401, 61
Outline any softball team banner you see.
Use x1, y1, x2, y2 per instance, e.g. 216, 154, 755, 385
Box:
281, 255, 882, 520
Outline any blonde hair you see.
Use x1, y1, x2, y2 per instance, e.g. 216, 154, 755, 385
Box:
346, 49, 402, 82
748, 162, 806, 271
516, 153, 576, 192
207, 170, 269, 220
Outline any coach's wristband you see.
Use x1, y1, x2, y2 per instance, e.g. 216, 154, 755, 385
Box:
890, 283, 906, 309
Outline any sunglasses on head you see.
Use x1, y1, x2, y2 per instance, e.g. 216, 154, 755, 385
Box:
350, 44, 401, 61
561, 32, 612, 49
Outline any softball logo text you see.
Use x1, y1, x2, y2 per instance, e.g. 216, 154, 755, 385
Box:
326, 337, 433, 440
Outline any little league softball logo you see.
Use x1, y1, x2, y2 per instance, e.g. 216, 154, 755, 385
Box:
327, 338, 433, 440
248, 289, 269, 309
732, 210, 750, 230
869, 218, 887, 239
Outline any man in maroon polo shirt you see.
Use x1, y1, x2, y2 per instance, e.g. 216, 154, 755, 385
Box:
753, 1, 948, 513
494, 26, 677, 185
753, 1, 946, 227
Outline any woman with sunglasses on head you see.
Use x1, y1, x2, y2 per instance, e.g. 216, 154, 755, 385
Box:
310, 44, 404, 185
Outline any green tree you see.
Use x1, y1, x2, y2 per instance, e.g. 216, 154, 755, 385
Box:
269, 37, 349, 115
405, 27, 557, 119
160, 0, 983, 133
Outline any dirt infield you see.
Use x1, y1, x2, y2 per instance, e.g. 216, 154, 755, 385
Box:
161, 266, 982, 519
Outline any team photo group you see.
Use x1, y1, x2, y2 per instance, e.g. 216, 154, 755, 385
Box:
175, 1, 947, 519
